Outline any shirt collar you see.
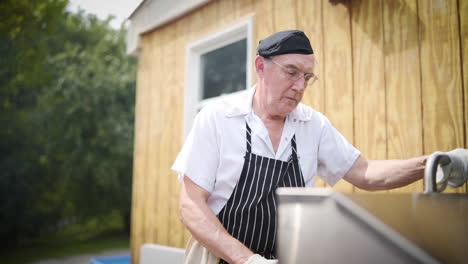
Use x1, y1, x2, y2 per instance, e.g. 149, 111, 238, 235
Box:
224, 85, 256, 117
224, 85, 312, 121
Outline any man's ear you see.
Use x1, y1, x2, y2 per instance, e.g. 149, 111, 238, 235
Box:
255, 56, 266, 78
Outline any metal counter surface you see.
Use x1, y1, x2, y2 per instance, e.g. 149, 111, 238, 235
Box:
276, 188, 468, 264
345, 192, 468, 264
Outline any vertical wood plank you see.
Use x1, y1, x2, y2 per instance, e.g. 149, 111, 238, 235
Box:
322, 0, 355, 192
273, 0, 297, 31
460, 0, 468, 193
130, 36, 152, 264
383, 0, 424, 193
161, 24, 182, 248
418, 0, 464, 192
236, 0, 255, 18
153, 25, 172, 246
218, 0, 236, 27
184, 1, 217, 45
254, 0, 275, 42
296, 0, 328, 188
199, 0, 220, 39
145, 32, 162, 244
172, 18, 189, 249
352, 0, 387, 161
296, 0, 325, 115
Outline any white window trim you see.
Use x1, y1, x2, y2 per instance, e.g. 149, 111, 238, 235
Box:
183, 17, 254, 138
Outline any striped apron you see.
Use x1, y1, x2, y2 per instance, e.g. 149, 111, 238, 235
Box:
217, 123, 305, 263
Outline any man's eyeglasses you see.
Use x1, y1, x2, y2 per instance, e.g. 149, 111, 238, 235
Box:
268, 58, 318, 86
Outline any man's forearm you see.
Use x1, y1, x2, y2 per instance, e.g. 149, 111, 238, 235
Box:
364, 156, 428, 190
179, 181, 253, 264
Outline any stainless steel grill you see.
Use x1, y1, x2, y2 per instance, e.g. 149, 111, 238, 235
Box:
276, 188, 468, 264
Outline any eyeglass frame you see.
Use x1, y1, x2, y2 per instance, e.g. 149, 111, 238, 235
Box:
266, 57, 318, 86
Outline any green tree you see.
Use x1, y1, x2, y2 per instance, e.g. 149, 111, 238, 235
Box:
0, 0, 69, 245
39, 11, 135, 223
1, 0, 135, 245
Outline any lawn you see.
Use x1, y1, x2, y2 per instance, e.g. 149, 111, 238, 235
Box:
2, 215, 130, 264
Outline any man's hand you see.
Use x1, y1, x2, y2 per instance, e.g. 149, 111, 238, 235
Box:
244, 254, 278, 264
179, 177, 253, 264
433, 148, 468, 190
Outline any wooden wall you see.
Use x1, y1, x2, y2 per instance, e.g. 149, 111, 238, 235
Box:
130, 0, 467, 262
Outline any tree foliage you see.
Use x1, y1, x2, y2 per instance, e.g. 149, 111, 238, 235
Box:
0, 0, 135, 245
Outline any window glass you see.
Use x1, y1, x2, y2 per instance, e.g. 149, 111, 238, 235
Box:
200, 38, 247, 100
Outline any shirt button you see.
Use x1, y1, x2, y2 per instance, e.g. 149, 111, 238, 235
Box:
294, 118, 297, 122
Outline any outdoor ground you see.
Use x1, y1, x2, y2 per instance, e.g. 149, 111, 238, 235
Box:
31, 248, 130, 264
3, 217, 129, 264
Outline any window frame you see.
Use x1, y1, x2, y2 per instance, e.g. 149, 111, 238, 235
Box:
184, 17, 253, 137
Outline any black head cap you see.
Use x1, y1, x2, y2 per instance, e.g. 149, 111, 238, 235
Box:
257, 30, 314, 58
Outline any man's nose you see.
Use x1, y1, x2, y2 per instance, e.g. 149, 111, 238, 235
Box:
292, 76, 306, 92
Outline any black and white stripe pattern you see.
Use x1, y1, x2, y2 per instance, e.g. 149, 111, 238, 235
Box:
217, 123, 305, 263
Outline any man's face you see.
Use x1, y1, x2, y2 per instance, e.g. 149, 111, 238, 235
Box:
259, 54, 316, 117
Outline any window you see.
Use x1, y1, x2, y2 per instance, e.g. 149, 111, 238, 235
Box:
184, 18, 253, 137
201, 39, 247, 100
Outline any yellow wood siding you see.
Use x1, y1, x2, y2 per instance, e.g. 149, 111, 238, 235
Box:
130, 0, 467, 262
322, 0, 355, 191
461, 0, 468, 193
383, 0, 424, 193
419, 0, 465, 193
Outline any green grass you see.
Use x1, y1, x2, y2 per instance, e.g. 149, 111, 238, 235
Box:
2, 214, 130, 264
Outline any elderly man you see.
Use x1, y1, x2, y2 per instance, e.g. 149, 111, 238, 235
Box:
172, 30, 427, 264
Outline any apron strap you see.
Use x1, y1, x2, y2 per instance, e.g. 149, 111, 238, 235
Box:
291, 135, 299, 162
246, 123, 252, 153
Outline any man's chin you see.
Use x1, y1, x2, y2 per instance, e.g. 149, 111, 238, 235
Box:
280, 104, 298, 116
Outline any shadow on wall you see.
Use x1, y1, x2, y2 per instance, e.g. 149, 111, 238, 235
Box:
329, 0, 425, 56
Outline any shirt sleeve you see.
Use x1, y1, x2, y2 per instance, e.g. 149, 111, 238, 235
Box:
317, 117, 360, 186
171, 106, 220, 193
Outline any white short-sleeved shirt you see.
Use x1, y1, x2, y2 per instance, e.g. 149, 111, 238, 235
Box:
172, 86, 360, 215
